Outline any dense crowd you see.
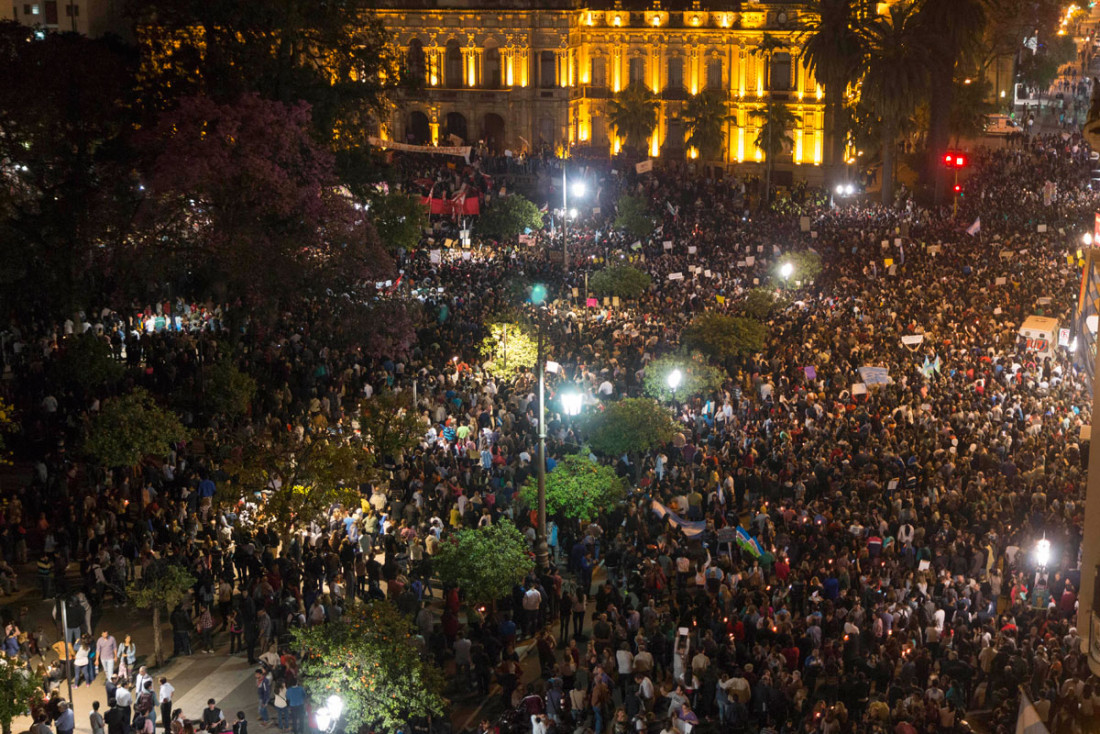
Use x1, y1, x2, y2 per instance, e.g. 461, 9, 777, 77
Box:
0, 125, 1098, 734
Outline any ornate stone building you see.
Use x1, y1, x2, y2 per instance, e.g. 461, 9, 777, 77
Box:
376, 0, 826, 176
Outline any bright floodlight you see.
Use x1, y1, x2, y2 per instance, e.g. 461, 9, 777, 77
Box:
561, 391, 583, 416
1085, 233, 1094, 246
326, 696, 344, 718
780, 262, 794, 279
667, 368, 683, 390
569, 208, 578, 220
316, 711, 332, 731
835, 184, 844, 195
1035, 538, 1051, 567
844, 184, 855, 196
571, 181, 587, 198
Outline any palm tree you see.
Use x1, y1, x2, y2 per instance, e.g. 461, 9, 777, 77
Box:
608, 83, 660, 155
860, 2, 928, 205
799, 0, 868, 174
916, 0, 987, 189
682, 90, 735, 161
751, 100, 799, 205
751, 33, 786, 92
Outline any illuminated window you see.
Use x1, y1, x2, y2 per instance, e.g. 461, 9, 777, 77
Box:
628, 57, 645, 86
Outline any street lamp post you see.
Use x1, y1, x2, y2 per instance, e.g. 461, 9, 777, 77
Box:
780, 261, 794, 289
667, 367, 682, 414
561, 390, 583, 418
562, 169, 586, 273
534, 304, 550, 571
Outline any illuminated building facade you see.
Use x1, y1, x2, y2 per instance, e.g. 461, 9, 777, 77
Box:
376, 0, 826, 173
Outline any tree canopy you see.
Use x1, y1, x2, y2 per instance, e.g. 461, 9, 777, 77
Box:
588, 265, 652, 299
0, 657, 45, 734
682, 312, 766, 362
128, 559, 196, 667
368, 191, 429, 253
479, 322, 539, 381
643, 354, 725, 402
131, 93, 394, 309
84, 389, 188, 468
586, 398, 677, 457
292, 601, 445, 734
522, 453, 626, 522
432, 520, 533, 606
613, 194, 654, 240
476, 194, 543, 242
608, 84, 660, 153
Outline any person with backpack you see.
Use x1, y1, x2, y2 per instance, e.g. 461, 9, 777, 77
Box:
232, 712, 248, 734
135, 679, 157, 731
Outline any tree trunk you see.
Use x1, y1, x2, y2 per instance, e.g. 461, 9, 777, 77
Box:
923, 58, 955, 194
153, 606, 164, 667
881, 117, 896, 206
763, 161, 773, 207
824, 78, 846, 184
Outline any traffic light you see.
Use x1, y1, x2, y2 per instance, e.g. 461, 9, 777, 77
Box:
953, 184, 962, 193
943, 151, 969, 168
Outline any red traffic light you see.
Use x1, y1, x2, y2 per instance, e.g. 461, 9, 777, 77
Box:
953, 184, 962, 192
943, 151, 968, 168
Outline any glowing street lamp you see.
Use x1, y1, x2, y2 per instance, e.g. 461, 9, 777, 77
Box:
1035, 537, 1052, 568
315, 695, 344, 733
667, 368, 683, 391
561, 390, 583, 417
571, 180, 587, 198
1084, 233, 1093, 246
780, 262, 794, 288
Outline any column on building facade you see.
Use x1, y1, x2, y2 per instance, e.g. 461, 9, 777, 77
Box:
650, 42, 661, 94
688, 44, 699, 95
611, 42, 622, 92
429, 107, 440, 145
428, 45, 441, 86
518, 47, 530, 87
556, 49, 567, 87
737, 45, 747, 98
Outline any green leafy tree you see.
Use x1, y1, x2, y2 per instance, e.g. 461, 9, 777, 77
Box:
130, 0, 401, 154
522, 453, 626, 522
860, 2, 928, 205
608, 83, 660, 153
682, 312, 766, 363
682, 90, 734, 161
643, 353, 725, 402
368, 192, 428, 253
751, 101, 800, 206
741, 288, 779, 320
477, 194, 542, 242
479, 322, 538, 381
0, 656, 44, 734
50, 332, 124, 394
587, 398, 677, 458
783, 251, 824, 284
613, 194, 655, 240
432, 520, 533, 607
128, 559, 196, 667
357, 391, 424, 472
292, 601, 445, 734
225, 425, 366, 543
204, 359, 257, 421
588, 265, 652, 299
85, 389, 188, 469
949, 76, 996, 144
800, 0, 868, 171
1017, 51, 1061, 92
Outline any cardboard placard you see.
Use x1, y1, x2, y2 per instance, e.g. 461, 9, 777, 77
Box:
668, 272, 684, 281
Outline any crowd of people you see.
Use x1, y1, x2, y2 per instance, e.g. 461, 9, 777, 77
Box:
0, 119, 1098, 734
